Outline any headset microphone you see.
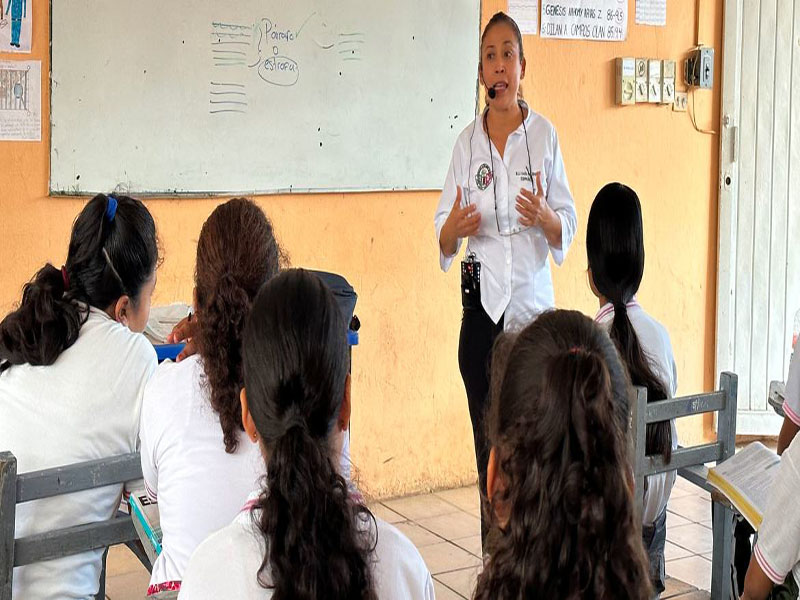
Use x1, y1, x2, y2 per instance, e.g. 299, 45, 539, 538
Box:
487, 86, 496, 99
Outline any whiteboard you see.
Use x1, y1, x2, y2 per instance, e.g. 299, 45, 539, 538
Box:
50, 1, 480, 195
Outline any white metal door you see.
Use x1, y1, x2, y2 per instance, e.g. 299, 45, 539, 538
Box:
718, 0, 800, 434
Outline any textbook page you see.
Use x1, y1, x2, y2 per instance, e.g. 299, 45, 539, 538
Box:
707, 442, 780, 529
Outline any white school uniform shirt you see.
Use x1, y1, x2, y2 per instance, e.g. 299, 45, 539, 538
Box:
753, 433, 800, 594
0, 306, 156, 600
434, 106, 578, 330
595, 300, 679, 525
178, 491, 435, 600
780, 351, 800, 427
139, 354, 265, 590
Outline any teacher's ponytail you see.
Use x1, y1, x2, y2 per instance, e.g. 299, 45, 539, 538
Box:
242, 269, 377, 600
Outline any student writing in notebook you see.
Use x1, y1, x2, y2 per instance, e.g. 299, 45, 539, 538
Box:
0, 194, 159, 600
139, 198, 285, 596
473, 310, 651, 599
179, 269, 434, 599
586, 182, 678, 598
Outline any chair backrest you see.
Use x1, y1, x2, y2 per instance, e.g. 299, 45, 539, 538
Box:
629, 371, 738, 600
0, 451, 143, 600
630, 371, 738, 506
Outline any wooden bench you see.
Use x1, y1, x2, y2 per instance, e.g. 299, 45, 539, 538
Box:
0, 451, 150, 600
630, 372, 738, 600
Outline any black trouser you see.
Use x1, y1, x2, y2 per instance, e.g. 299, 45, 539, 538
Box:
458, 305, 504, 546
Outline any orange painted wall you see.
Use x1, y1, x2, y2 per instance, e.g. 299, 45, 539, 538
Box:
0, 1, 721, 497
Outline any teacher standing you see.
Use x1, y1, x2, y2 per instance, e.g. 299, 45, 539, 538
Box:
434, 12, 577, 539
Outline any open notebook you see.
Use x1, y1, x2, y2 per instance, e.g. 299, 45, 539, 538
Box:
706, 442, 780, 529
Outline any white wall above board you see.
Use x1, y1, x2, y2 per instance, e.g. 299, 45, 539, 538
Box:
50, 1, 480, 195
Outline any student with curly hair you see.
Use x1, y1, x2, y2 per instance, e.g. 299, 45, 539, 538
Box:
139, 198, 285, 595
473, 310, 652, 600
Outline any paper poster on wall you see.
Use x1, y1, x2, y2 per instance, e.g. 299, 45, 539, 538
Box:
540, 0, 627, 41
0, 0, 32, 53
0, 60, 41, 141
635, 0, 666, 26
508, 0, 539, 35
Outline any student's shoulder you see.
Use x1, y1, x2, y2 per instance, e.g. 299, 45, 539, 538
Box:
632, 305, 674, 349
180, 517, 264, 597
142, 354, 202, 412
372, 516, 432, 583
82, 308, 157, 369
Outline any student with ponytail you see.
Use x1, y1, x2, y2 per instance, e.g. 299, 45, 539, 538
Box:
586, 182, 678, 598
179, 269, 433, 599
0, 194, 159, 599
474, 310, 652, 600
139, 198, 285, 595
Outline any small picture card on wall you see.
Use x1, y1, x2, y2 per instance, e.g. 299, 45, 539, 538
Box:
509, 0, 539, 35
0, 60, 41, 141
0, 0, 32, 53
635, 0, 667, 26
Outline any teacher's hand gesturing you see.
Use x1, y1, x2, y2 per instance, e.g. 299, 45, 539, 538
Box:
515, 171, 549, 228
440, 186, 481, 256
515, 171, 563, 248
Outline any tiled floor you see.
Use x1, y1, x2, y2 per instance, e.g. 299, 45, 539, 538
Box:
105, 479, 714, 599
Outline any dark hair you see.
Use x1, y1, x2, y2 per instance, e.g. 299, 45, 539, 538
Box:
194, 198, 285, 454
586, 182, 672, 461
242, 269, 376, 599
0, 194, 158, 373
481, 12, 525, 62
474, 310, 652, 600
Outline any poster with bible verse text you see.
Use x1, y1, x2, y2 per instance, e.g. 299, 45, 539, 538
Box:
540, 0, 627, 41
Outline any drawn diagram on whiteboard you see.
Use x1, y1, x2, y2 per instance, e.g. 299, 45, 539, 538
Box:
208, 13, 365, 115
0, 66, 28, 111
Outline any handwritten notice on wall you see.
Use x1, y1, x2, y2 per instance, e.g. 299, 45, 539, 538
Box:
541, 1, 627, 41
0, 60, 41, 141
508, 0, 539, 35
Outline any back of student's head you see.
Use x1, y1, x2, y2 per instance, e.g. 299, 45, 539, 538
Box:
242, 268, 376, 600
0, 194, 158, 373
586, 182, 672, 460
475, 310, 651, 600
194, 197, 284, 454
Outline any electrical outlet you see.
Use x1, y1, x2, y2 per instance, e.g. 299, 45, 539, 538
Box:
673, 91, 688, 112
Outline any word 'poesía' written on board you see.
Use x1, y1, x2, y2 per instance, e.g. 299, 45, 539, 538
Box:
540, 1, 627, 41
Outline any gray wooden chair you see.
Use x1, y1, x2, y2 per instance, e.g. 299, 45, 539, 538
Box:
630, 371, 738, 600
0, 451, 150, 600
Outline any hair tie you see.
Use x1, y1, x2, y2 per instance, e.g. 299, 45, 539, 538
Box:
61, 266, 70, 291
105, 196, 118, 222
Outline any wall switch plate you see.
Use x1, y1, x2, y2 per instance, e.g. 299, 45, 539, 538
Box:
616, 57, 636, 105
685, 46, 714, 88
661, 59, 676, 104
648, 59, 662, 103
635, 58, 648, 102
673, 91, 688, 111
